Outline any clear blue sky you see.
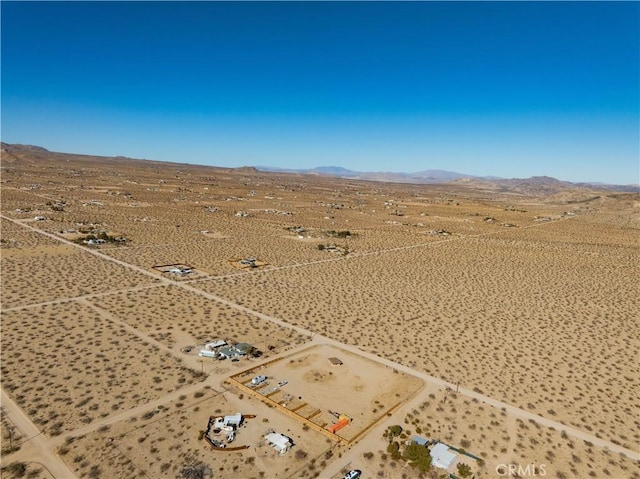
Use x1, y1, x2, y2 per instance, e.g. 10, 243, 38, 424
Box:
2, 1, 638, 184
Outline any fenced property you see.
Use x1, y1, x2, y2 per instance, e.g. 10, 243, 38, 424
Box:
226, 344, 423, 446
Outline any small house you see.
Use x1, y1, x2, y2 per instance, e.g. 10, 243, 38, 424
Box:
218, 346, 238, 360
264, 432, 293, 455
328, 357, 343, 366
214, 413, 243, 430
430, 442, 457, 470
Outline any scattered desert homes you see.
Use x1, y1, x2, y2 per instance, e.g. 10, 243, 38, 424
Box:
264, 432, 293, 455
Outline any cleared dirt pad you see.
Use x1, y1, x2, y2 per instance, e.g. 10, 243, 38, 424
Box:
231, 344, 424, 443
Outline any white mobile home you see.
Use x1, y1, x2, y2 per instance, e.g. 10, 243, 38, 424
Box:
198, 349, 217, 358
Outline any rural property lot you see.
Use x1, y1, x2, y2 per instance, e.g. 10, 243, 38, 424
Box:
232, 344, 424, 443
0, 301, 200, 435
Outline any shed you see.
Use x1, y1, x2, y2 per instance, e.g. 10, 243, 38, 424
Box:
430, 442, 456, 469
264, 432, 292, 455
412, 435, 429, 446
328, 357, 343, 366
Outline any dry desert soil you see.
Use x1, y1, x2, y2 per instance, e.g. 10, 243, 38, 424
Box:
1, 144, 638, 479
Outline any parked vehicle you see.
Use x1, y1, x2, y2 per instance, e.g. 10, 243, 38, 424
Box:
343, 470, 361, 479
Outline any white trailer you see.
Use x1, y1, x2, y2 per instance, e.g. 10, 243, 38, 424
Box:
198, 349, 217, 358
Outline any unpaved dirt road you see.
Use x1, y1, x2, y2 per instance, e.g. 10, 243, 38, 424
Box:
1, 213, 637, 479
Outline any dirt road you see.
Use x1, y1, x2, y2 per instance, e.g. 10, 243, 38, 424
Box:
2, 213, 637, 479
0, 390, 77, 478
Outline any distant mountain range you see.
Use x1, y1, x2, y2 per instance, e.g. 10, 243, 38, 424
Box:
2, 143, 637, 193
256, 165, 640, 192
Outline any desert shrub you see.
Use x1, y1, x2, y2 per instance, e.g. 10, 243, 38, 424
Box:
179, 460, 212, 479
387, 441, 400, 455
2, 462, 27, 478
88, 465, 101, 479
295, 450, 308, 460
141, 411, 155, 420
457, 463, 472, 478
402, 442, 431, 472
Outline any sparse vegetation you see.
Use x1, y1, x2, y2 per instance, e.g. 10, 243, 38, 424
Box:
1, 146, 637, 479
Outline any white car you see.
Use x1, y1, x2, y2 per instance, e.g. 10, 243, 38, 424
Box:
343, 470, 361, 479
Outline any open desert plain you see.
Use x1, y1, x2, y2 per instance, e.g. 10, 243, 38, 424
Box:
0, 143, 638, 479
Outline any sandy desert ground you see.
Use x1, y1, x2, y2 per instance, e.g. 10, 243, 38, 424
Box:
1, 146, 638, 478
354, 389, 639, 479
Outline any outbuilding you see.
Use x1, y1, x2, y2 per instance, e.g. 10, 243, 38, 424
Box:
412, 435, 429, 446
205, 340, 227, 350
264, 432, 292, 455
328, 357, 343, 366
198, 349, 217, 358
234, 343, 254, 356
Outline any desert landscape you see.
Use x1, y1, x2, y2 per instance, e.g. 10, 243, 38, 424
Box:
1, 144, 638, 479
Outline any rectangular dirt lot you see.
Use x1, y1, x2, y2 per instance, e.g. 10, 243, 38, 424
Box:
231, 344, 424, 443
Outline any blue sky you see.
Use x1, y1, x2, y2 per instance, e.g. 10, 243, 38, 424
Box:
2, 1, 638, 184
